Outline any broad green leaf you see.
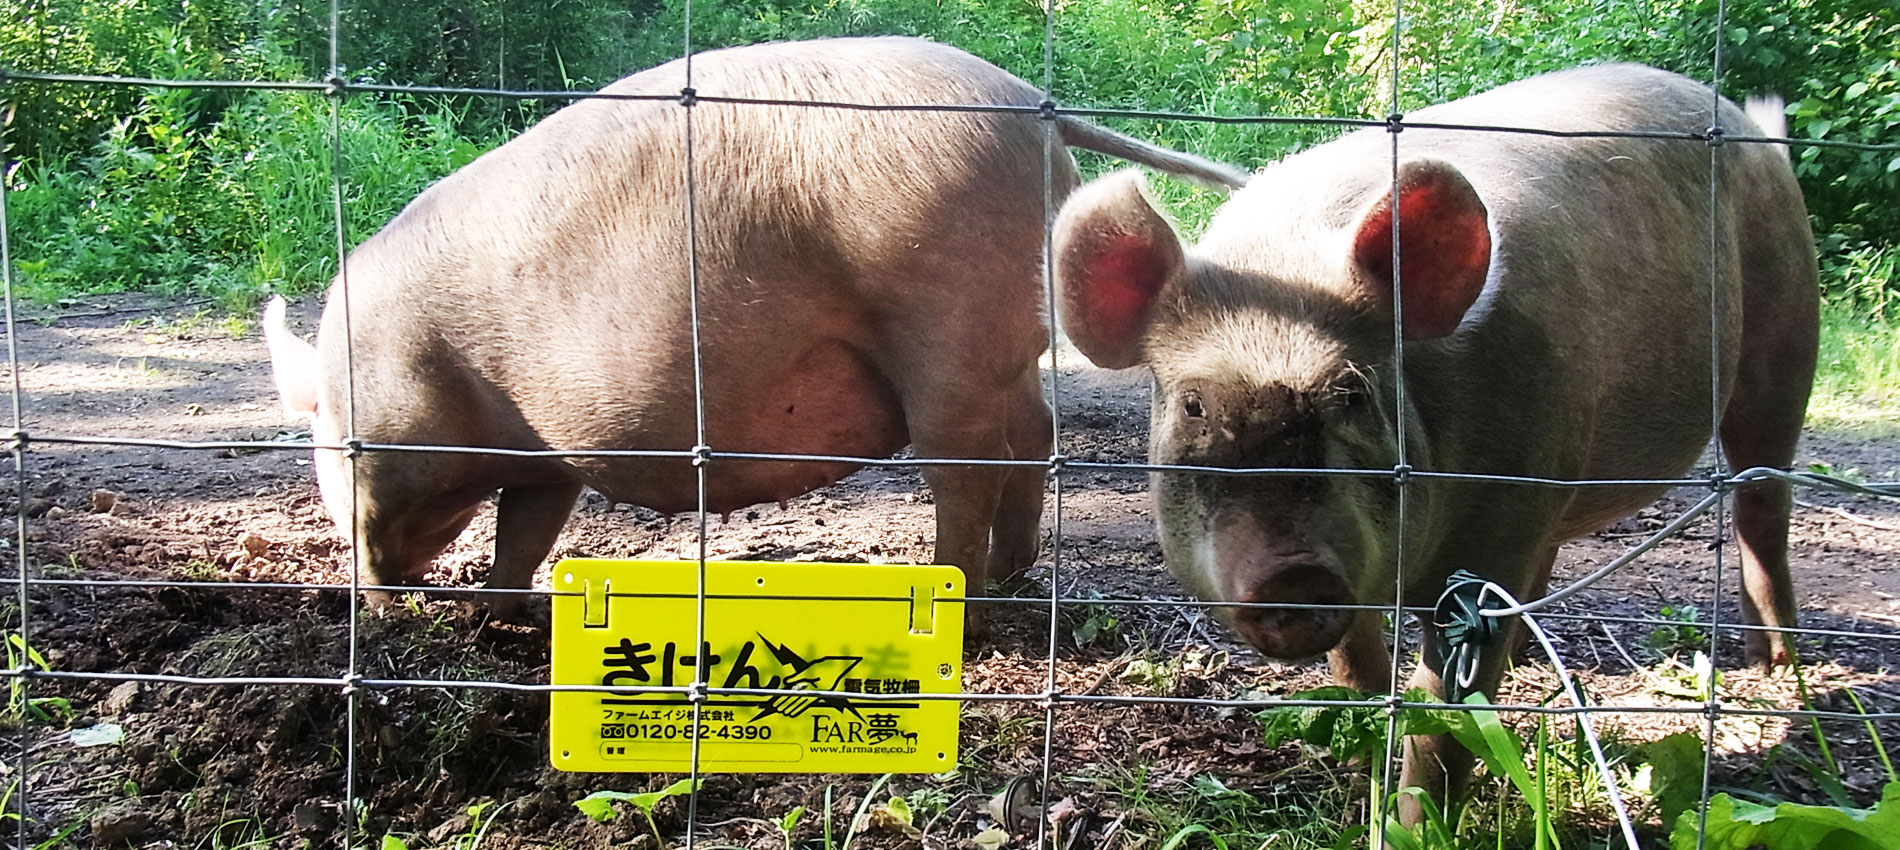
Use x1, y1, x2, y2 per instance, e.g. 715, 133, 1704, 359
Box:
659, 777, 702, 797
1642, 731, 1706, 828
1256, 686, 1384, 761
575, 790, 641, 823
626, 778, 703, 814
1674, 781, 1900, 850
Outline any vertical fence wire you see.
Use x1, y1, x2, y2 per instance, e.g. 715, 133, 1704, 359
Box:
324, 0, 370, 843
1375, 0, 1411, 842
681, 0, 713, 842
1035, 0, 1065, 846
1, 55, 30, 850
1695, 3, 1734, 848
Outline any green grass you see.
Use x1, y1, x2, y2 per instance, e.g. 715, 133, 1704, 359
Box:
1810, 299, 1900, 431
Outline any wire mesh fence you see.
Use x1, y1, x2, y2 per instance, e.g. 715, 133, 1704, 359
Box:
3, 0, 1900, 848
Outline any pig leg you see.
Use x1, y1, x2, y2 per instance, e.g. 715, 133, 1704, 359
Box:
1394, 544, 1558, 827
1329, 609, 1394, 694
1395, 628, 1481, 828
482, 479, 584, 621
918, 445, 1010, 591
1720, 393, 1804, 667
1720, 257, 1813, 666
986, 368, 1052, 584
905, 388, 1016, 606
1722, 197, 1816, 667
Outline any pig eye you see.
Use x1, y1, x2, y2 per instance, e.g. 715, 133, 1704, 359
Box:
1182, 392, 1205, 419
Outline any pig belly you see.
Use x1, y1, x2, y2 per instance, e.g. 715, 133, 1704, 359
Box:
1548, 441, 1709, 541
1551, 485, 1673, 542
712, 338, 911, 508
588, 339, 909, 514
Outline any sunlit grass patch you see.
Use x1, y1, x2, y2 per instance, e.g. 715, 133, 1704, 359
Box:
1809, 301, 1900, 434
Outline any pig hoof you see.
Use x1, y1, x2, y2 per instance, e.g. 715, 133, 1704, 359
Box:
362, 590, 402, 616
964, 606, 990, 642
987, 572, 1042, 599
478, 594, 550, 629
1744, 635, 1794, 669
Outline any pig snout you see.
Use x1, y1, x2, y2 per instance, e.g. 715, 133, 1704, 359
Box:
1227, 562, 1355, 660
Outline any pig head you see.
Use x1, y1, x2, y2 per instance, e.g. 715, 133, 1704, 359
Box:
1054, 63, 1817, 819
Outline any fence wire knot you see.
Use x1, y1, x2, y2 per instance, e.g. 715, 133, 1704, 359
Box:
4, 430, 25, 452
1047, 453, 1068, 476
1384, 112, 1405, 133
678, 87, 698, 107
1704, 125, 1726, 146
340, 673, 364, 695
320, 73, 345, 98
342, 439, 363, 459
1038, 100, 1058, 121
1432, 570, 1501, 703
691, 445, 712, 467
1391, 463, 1413, 485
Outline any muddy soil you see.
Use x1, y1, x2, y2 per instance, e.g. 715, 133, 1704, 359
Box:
2, 293, 1897, 848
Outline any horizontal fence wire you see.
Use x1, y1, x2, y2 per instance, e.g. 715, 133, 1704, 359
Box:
6, 669, 1899, 723
4, 5, 1899, 849
7, 67, 1900, 152
24, 430, 1900, 491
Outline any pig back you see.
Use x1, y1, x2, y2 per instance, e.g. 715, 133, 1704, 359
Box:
317, 38, 1068, 478
1230, 65, 1804, 494
1421, 66, 1807, 497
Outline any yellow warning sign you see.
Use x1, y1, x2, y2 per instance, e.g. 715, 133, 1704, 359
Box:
549, 559, 964, 774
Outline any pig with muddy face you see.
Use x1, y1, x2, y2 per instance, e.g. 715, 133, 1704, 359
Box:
265, 37, 1248, 613
1053, 64, 1816, 817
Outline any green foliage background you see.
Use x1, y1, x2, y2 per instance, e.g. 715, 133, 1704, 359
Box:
2, 0, 1895, 316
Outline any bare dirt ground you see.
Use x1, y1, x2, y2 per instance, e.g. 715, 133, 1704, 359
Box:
3, 293, 1898, 848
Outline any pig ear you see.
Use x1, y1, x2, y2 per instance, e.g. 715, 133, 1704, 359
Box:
1053, 171, 1186, 369
1349, 160, 1491, 340
263, 295, 321, 417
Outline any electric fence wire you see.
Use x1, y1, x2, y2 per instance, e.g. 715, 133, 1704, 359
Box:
1476, 579, 1644, 850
